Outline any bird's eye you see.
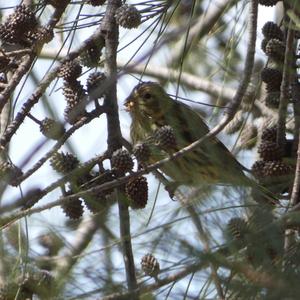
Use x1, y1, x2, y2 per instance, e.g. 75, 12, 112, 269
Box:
143, 93, 152, 100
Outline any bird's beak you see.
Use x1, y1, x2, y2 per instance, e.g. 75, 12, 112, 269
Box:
124, 96, 134, 112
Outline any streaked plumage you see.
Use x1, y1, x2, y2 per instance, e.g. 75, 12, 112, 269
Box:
124, 82, 247, 186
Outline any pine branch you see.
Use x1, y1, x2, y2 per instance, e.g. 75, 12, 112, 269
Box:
101, 0, 138, 296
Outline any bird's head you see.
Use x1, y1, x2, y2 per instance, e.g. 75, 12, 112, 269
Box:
124, 81, 167, 119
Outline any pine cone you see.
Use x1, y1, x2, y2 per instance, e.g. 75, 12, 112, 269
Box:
40, 118, 65, 140
258, 0, 280, 6
88, 0, 106, 6
261, 68, 282, 91
141, 253, 160, 277
258, 141, 283, 161
261, 126, 277, 143
226, 217, 248, 243
0, 162, 23, 186
253, 161, 294, 198
115, 4, 142, 29
32, 26, 54, 45
251, 160, 267, 178
61, 197, 84, 220
265, 39, 285, 61
50, 152, 79, 174
0, 24, 18, 44
86, 71, 106, 98
262, 22, 283, 40
154, 125, 177, 150
263, 160, 293, 177
126, 176, 148, 209
264, 91, 280, 109
62, 80, 86, 105
62, 81, 87, 124
133, 143, 150, 164
80, 39, 104, 67
8, 4, 38, 35
111, 149, 134, 174
0, 5, 38, 46
58, 60, 82, 82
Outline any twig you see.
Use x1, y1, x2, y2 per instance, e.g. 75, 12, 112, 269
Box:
277, 5, 296, 148
0, 151, 107, 215
98, 247, 288, 300
0, 35, 105, 149
102, 0, 138, 296
99, 259, 211, 300
0, 1, 70, 115
16, 108, 104, 184
39, 48, 275, 119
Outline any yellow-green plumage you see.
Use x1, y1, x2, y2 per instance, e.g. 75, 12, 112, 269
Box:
124, 82, 247, 187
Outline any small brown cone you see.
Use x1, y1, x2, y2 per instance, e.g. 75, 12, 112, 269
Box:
133, 143, 150, 165
115, 4, 142, 29
257, 141, 283, 161
50, 152, 79, 174
86, 71, 106, 98
261, 68, 282, 91
80, 39, 104, 67
61, 197, 84, 220
263, 160, 293, 177
262, 22, 283, 40
265, 39, 285, 62
141, 253, 160, 278
40, 118, 65, 140
264, 91, 280, 109
258, 0, 280, 6
261, 125, 277, 143
126, 176, 148, 209
0, 162, 23, 186
251, 160, 267, 178
111, 149, 134, 174
58, 60, 82, 82
88, 0, 106, 6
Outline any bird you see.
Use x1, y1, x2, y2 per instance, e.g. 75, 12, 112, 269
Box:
124, 81, 249, 188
